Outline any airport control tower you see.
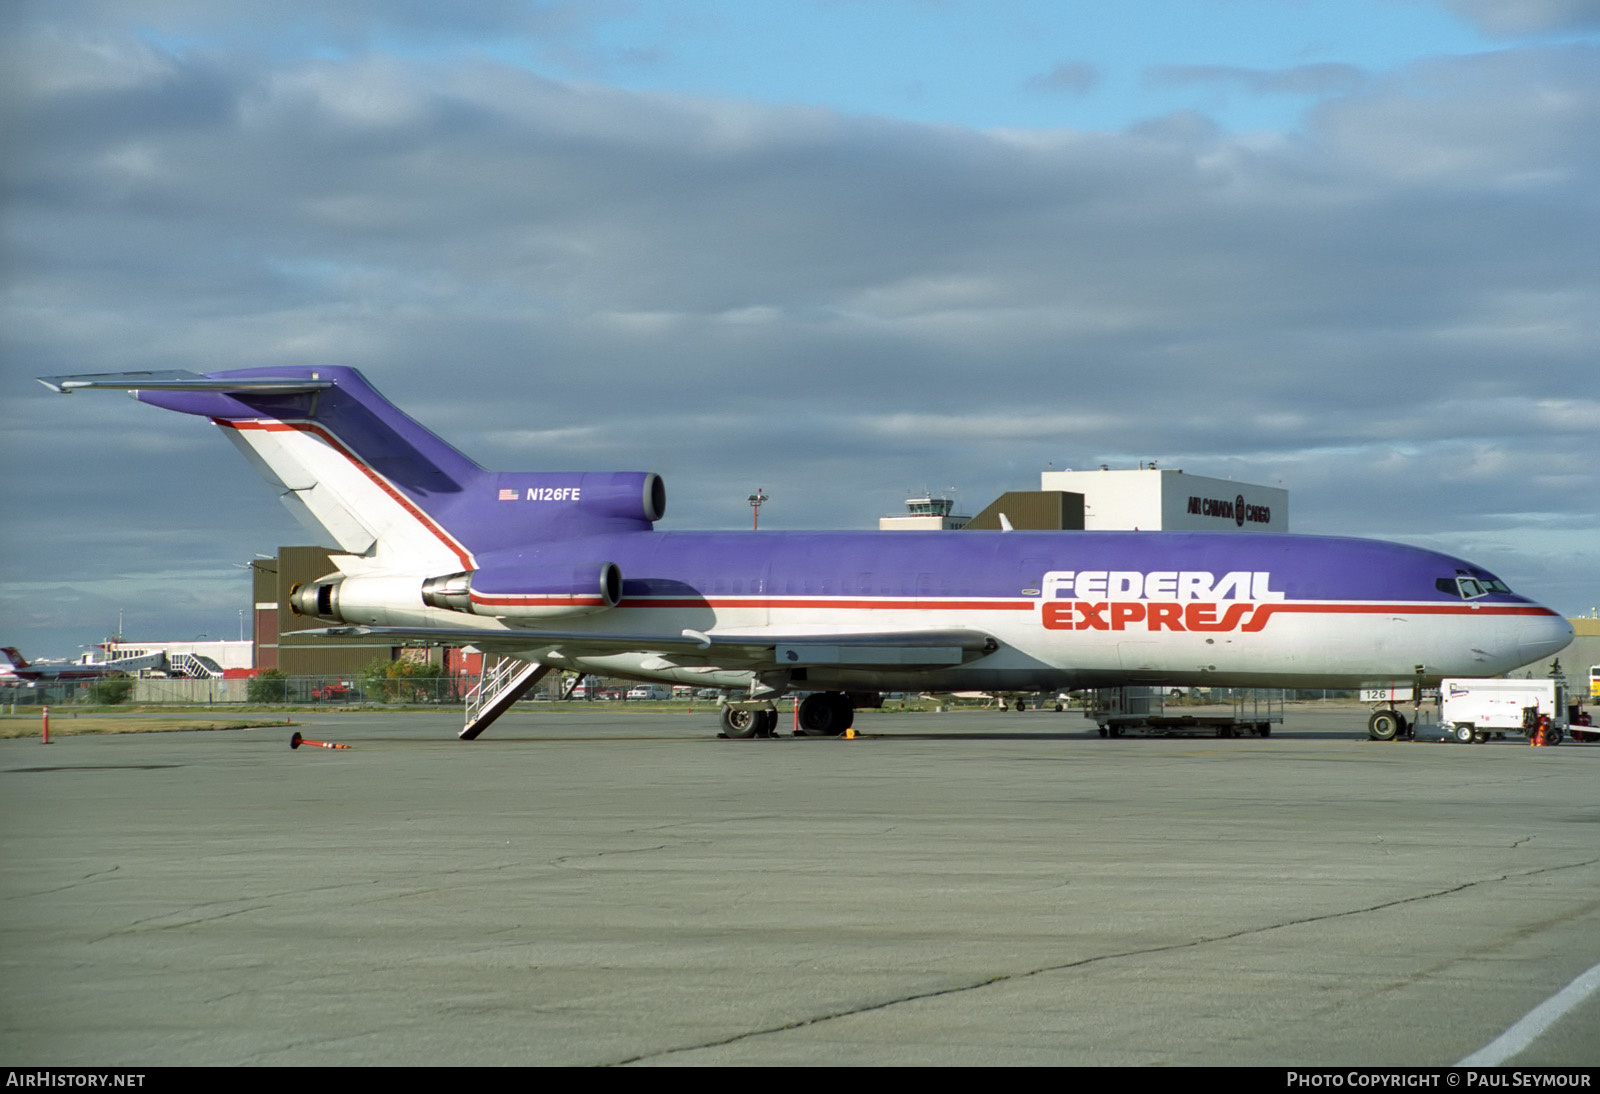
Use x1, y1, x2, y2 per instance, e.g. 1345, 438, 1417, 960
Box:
878, 494, 971, 530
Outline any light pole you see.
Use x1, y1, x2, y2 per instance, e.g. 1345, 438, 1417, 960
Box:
748, 488, 768, 530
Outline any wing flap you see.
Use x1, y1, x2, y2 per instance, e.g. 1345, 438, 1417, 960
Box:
776, 644, 965, 666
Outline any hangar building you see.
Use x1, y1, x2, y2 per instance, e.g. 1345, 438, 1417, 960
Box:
1038, 467, 1287, 532
887, 467, 1289, 533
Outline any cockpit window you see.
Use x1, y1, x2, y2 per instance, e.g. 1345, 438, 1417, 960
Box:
1436, 575, 1509, 599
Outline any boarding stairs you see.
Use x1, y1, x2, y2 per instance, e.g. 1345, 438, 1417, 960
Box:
460, 656, 551, 740
169, 653, 224, 679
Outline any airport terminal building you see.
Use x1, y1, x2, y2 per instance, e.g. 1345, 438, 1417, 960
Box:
884, 466, 1288, 534
1038, 467, 1287, 533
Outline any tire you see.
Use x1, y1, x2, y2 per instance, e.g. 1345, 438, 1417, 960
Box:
721, 706, 761, 739
1547, 727, 1564, 745
798, 692, 852, 736
1454, 723, 1475, 743
1368, 710, 1400, 741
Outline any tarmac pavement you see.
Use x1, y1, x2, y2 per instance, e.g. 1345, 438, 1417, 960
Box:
2, 703, 1597, 1066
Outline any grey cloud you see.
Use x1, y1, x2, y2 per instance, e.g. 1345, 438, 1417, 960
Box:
1435, 0, 1600, 36
3, 25, 1597, 654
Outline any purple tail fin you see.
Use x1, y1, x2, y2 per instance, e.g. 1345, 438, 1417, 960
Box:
39, 367, 665, 570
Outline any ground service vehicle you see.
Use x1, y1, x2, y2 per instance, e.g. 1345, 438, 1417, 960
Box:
1439, 677, 1569, 744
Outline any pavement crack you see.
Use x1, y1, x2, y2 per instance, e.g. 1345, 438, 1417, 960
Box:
607, 855, 1600, 1065
13, 864, 121, 899
92, 902, 271, 942
551, 844, 673, 867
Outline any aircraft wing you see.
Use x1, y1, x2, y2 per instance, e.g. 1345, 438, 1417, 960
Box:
300, 625, 999, 669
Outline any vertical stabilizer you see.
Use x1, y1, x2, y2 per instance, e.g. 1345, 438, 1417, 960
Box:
40, 368, 484, 573
38, 367, 668, 570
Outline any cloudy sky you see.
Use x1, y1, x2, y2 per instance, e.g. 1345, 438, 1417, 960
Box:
3, 0, 1597, 657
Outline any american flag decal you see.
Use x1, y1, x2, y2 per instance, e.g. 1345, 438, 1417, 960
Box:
498, 488, 518, 501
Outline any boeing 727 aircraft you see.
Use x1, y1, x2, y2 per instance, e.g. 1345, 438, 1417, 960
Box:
40, 367, 1573, 739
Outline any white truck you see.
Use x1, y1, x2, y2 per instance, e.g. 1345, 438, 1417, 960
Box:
1439, 678, 1569, 744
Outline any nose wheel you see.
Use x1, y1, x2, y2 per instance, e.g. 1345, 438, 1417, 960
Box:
1367, 709, 1402, 741
720, 706, 778, 739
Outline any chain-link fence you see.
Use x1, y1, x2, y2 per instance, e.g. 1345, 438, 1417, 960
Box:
1, 674, 712, 707
2, 674, 471, 707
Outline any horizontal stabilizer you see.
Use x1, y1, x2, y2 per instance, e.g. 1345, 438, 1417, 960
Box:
38, 371, 333, 395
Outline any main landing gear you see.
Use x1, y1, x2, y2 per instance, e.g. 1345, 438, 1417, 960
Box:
719, 691, 857, 739
797, 692, 854, 736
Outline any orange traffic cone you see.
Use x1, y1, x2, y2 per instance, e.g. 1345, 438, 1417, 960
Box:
290, 732, 350, 750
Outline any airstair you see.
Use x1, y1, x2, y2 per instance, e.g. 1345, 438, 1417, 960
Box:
169, 653, 224, 679
460, 656, 551, 740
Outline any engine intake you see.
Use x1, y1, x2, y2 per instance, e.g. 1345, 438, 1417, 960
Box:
288, 573, 431, 626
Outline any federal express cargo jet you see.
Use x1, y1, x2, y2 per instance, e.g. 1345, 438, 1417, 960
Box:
41, 368, 1573, 740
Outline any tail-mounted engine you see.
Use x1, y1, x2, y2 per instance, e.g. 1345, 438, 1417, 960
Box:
288, 573, 440, 626
421, 561, 623, 621
473, 472, 666, 550
292, 562, 624, 624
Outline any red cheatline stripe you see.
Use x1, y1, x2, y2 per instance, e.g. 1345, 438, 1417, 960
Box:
1243, 602, 1557, 632
216, 418, 475, 571
622, 597, 1035, 610
472, 594, 608, 606
623, 597, 1558, 617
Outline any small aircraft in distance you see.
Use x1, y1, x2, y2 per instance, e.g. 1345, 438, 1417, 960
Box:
40, 367, 1573, 740
0, 646, 162, 686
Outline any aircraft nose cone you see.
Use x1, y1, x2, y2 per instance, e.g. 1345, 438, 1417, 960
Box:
1517, 611, 1573, 665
